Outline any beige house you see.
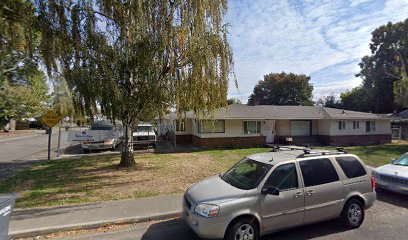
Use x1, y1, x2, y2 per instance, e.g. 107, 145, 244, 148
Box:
161, 105, 391, 148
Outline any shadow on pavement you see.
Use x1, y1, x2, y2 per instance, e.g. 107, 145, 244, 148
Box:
141, 218, 351, 240
376, 188, 408, 208
0, 159, 45, 182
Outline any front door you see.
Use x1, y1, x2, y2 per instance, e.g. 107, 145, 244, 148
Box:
299, 158, 345, 224
264, 120, 275, 143
260, 163, 304, 232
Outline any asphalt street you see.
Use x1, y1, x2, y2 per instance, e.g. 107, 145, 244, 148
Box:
0, 131, 68, 181
53, 189, 407, 240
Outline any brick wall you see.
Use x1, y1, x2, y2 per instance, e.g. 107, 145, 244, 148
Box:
275, 134, 392, 146
192, 135, 266, 148
320, 134, 392, 146
175, 134, 192, 144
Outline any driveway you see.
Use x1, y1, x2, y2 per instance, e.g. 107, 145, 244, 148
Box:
0, 131, 67, 181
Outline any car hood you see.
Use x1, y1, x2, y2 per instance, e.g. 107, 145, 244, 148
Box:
376, 164, 408, 178
187, 175, 247, 204
133, 131, 155, 136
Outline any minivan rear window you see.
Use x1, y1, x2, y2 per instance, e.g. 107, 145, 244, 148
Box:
335, 157, 366, 178
300, 158, 339, 187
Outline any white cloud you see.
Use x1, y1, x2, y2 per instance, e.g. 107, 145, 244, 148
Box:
227, 0, 408, 103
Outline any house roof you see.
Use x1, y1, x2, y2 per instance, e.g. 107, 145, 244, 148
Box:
167, 105, 387, 120
210, 105, 385, 120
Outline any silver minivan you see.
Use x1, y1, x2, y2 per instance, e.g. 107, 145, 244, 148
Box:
183, 147, 376, 240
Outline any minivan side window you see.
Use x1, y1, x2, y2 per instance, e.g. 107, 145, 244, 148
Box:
265, 163, 298, 191
300, 158, 339, 187
335, 157, 366, 178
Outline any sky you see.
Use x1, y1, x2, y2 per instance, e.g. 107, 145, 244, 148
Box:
226, 0, 408, 103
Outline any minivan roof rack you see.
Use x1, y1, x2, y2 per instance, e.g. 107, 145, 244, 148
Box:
296, 148, 348, 158
270, 145, 309, 152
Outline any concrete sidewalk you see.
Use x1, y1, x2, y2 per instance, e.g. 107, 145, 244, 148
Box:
9, 194, 183, 238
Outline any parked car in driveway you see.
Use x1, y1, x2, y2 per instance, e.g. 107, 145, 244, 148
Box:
183, 147, 376, 240
81, 121, 122, 152
372, 153, 408, 194
133, 123, 157, 147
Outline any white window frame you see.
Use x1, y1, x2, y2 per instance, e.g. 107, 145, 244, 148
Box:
353, 121, 359, 129
198, 120, 225, 133
243, 120, 261, 134
366, 121, 376, 132
338, 120, 346, 130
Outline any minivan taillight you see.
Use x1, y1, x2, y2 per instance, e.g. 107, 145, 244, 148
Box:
370, 176, 376, 191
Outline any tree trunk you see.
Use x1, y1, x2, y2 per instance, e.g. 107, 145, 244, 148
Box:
119, 123, 136, 168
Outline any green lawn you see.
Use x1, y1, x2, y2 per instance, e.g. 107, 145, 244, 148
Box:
1, 142, 407, 209
328, 141, 408, 167
0, 147, 269, 209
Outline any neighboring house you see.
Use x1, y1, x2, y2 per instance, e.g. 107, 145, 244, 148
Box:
160, 105, 392, 148
389, 110, 408, 140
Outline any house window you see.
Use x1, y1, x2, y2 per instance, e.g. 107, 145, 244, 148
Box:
353, 121, 359, 129
290, 120, 311, 136
198, 120, 225, 133
366, 121, 376, 132
338, 120, 346, 130
243, 121, 261, 134
175, 119, 185, 132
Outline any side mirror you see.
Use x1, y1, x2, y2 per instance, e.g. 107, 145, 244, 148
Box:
261, 186, 280, 196
390, 159, 396, 164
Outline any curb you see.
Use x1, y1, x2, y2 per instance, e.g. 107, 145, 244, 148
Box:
9, 211, 182, 238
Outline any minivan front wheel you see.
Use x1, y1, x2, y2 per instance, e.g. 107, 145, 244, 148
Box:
225, 218, 259, 240
341, 199, 365, 228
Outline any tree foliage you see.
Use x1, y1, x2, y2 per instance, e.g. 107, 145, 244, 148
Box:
35, 0, 234, 167
0, 67, 49, 126
0, 0, 50, 127
0, 0, 39, 85
316, 94, 342, 109
227, 97, 242, 105
349, 19, 408, 113
248, 72, 313, 106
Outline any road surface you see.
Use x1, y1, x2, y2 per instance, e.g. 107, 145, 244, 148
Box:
0, 131, 68, 181
51, 189, 407, 240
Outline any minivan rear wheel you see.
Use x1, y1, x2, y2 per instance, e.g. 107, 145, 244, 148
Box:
341, 198, 365, 229
225, 218, 259, 240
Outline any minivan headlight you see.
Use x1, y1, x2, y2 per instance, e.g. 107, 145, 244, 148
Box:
194, 204, 219, 218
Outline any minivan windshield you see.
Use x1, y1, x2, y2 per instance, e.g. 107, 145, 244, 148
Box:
221, 158, 272, 190
393, 154, 408, 167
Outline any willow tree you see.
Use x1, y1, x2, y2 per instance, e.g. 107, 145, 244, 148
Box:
35, 0, 234, 167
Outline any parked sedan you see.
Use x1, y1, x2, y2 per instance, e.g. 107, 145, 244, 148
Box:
372, 153, 408, 194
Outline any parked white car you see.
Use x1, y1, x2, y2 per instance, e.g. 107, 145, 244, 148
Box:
372, 153, 408, 194
133, 123, 157, 147
81, 122, 122, 152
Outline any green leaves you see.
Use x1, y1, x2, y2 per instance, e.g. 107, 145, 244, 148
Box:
35, 0, 234, 166
248, 72, 314, 106
354, 18, 408, 113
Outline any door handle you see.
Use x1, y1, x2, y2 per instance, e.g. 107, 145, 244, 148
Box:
294, 192, 303, 198
306, 190, 314, 196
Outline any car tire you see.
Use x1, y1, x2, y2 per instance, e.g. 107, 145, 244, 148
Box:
224, 217, 259, 240
341, 198, 365, 229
